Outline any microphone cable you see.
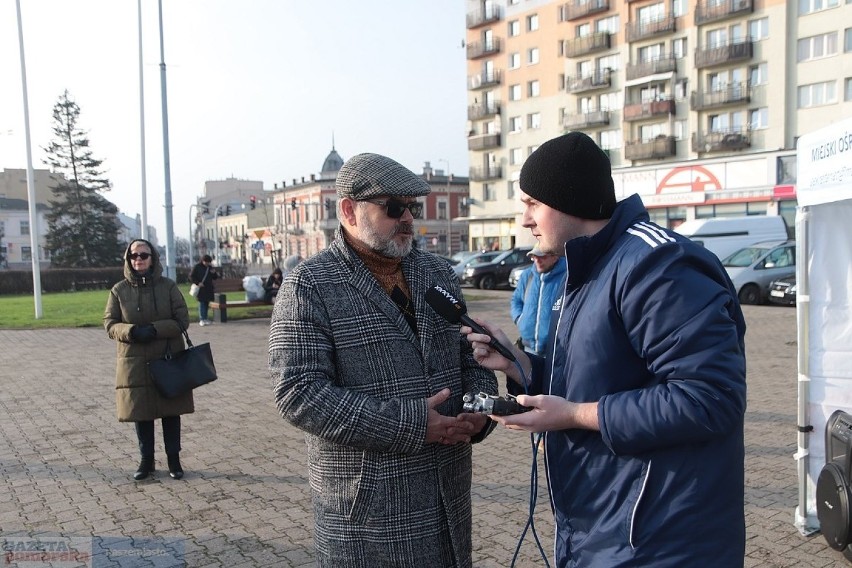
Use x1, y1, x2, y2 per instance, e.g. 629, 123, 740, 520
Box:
509, 359, 551, 568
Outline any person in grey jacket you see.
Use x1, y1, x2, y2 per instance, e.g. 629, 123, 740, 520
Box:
269, 152, 498, 568
465, 132, 746, 567
104, 239, 193, 481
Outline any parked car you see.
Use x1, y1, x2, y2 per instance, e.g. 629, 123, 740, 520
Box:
722, 240, 796, 305
508, 264, 530, 288
453, 251, 500, 280
463, 247, 533, 289
768, 275, 797, 306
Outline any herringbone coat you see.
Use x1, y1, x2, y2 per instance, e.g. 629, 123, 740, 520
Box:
269, 235, 497, 568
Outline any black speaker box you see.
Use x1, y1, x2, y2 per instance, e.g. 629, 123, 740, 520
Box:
817, 409, 852, 562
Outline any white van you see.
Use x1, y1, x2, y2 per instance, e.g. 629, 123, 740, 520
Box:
674, 216, 789, 260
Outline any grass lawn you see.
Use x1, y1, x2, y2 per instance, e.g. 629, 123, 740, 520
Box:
0, 284, 272, 329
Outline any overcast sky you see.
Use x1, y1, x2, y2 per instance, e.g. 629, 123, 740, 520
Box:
1, 0, 469, 240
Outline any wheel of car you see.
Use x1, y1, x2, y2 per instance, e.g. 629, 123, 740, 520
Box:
738, 284, 761, 305
479, 274, 496, 290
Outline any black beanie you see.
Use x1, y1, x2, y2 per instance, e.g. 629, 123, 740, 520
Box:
519, 132, 616, 219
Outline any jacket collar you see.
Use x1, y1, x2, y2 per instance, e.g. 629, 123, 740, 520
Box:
564, 194, 649, 287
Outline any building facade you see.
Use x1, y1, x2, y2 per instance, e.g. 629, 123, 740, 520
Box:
465, 0, 851, 245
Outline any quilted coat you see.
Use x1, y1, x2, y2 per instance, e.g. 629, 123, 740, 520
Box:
104, 241, 193, 422
269, 233, 498, 568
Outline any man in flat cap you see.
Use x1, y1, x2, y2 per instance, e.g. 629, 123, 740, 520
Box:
464, 133, 747, 567
269, 153, 497, 567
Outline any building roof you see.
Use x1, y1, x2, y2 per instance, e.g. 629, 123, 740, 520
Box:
320, 147, 344, 176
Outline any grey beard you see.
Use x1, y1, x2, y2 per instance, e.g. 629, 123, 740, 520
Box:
362, 223, 414, 258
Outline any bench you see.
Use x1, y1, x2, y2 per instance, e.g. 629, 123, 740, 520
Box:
208, 277, 270, 322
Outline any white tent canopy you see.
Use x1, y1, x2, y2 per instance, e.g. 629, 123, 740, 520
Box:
794, 117, 852, 533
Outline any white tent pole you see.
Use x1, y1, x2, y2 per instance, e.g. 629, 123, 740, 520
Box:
794, 205, 816, 534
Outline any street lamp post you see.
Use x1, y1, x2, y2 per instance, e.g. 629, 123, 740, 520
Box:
438, 159, 453, 256
188, 203, 198, 264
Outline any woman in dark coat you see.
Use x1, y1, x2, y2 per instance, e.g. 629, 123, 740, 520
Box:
189, 254, 218, 326
263, 267, 283, 303
104, 239, 193, 480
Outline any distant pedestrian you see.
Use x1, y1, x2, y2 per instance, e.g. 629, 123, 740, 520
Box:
263, 267, 283, 304
510, 245, 566, 356
104, 239, 193, 481
190, 255, 218, 326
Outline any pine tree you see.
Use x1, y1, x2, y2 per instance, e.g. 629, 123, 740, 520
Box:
43, 90, 125, 267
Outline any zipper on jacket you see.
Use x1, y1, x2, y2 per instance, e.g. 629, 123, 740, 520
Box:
628, 460, 652, 550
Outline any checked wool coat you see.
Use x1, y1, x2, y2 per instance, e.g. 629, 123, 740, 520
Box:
269, 235, 498, 568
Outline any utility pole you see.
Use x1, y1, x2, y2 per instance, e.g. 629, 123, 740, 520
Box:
439, 159, 453, 256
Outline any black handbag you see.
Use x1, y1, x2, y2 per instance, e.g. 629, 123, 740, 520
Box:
148, 324, 217, 399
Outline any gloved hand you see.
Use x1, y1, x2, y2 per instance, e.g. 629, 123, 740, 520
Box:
130, 324, 158, 343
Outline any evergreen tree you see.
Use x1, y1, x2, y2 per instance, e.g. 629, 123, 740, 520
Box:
43, 90, 124, 267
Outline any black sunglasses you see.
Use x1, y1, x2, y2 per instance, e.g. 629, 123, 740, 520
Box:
128, 252, 152, 260
362, 199, 423, 219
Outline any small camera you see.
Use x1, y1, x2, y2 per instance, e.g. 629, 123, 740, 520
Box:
462, 392, 532, 416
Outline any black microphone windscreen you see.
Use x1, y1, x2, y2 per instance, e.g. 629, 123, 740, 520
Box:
425, 286, 467, 324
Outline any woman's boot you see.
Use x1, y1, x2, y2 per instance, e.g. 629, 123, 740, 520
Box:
134, 456, 154, 480
167, 454, 184, 479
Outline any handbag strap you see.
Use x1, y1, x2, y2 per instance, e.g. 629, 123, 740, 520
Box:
175, 319, 194, 348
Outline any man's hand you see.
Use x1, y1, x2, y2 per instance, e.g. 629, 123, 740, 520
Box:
425, 389, 486, 445
461, 318, 529, 384
492, 395, 600, 433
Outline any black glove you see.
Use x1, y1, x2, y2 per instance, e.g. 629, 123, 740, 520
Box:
130, 324, 158, 343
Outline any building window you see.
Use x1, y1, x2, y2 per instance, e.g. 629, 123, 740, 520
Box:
510, 147, 524, 165
508, 20, 520, 37
509, 84, 522, 101
527, 112, 541, 129
509, 116, 523, 133
577, 23, 591, 37
20, 220, 29, 236
528, 144, 540, 155
639, 43, 664, 62
483, 184, 496, 201
798, 81, 837, 107
797, 32, 839, 61
672, 37, 687, 58
845, 77, 852, 101
597, 54, 619, 71
749, 62, 768, 86
508, 179, 517, 199
596, 15, 620, 34
845, 28, 852, 52
674, 78, 688, 100
527, 14, 539, 32
22, 246, 32, 262
798, 0, 839, 15
527, 47, 539, 65
438, 200, 448, 221
672, 0, 687, 16
749, 17, 769, 41
509, 52, 520, 69
600, 129, 622, 150
528, 80, 540, 97
749, 107, 769, 130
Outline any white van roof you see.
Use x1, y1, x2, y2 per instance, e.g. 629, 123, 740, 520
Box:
674, 215, 786, 237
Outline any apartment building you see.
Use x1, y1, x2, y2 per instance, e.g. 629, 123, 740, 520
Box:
465, 0, 852, 246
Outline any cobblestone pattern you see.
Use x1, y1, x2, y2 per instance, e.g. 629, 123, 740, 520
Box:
0, 293, 847, 566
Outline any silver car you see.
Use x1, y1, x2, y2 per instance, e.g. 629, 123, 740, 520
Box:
722, 240, 796, 305
453, 251, 500, 281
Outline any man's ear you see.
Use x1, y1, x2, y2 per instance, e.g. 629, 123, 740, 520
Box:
340, 197, 358, 227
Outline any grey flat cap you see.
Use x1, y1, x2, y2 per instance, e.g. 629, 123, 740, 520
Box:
336, 153, 431, 200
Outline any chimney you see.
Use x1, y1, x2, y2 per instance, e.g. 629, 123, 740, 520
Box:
310, 174, 316, 181
423, 161, 433, 176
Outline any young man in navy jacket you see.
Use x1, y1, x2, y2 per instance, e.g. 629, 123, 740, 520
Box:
465, 132, 747, 568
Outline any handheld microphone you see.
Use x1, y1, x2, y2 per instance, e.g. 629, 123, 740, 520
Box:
425, 285, 517, 362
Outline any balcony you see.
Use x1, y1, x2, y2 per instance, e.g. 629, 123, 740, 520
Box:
467, 5, 502, 29
626, 14, 675, 42
566, 68, 612, 93
690, 82, 751, 110
468, 70, 502, 90
623, 98, 675, 122
695, 38, 753, 68
469, 165, 503, 181
695, 0, 754, 25
467, 39, 502, 60
467, 102, 501, 120
625, 135, 677, 160
625, 54, 676, 81
692, 128, 751, 153
468, 133, 501, 151
563, 109, 610, 129
563, 0, 610, 21
565, 32, 612, 58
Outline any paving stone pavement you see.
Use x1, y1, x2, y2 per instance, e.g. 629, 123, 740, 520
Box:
0, 291, 847, 567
